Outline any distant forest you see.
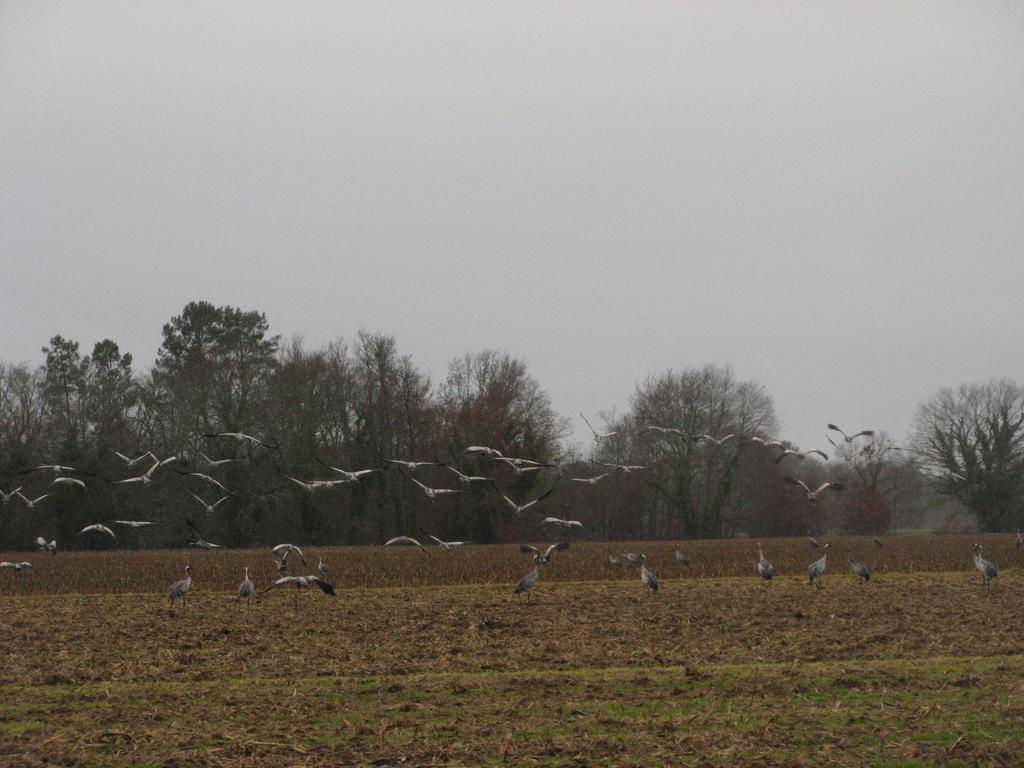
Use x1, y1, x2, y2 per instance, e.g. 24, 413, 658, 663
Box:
1, 300, 1020, 550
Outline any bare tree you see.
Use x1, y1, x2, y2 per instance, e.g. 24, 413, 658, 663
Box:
439, 349, 570, 460
597, 365, 780, 538
911, 379, 1024, 531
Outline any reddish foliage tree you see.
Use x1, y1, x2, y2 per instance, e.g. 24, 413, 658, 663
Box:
843, 487, 891, 535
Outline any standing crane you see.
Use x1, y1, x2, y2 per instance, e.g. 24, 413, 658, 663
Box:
675, 550, 689, 567
640, 562, 659, 596
514, 543, 569, 599
849, 557, 871, 583
168, 565, 193, 611
972, 544, 998, 592
757, 543, 774, 585
808, 543, 830, 588
514, 562, 542, 599
238, 567, 254, 608
623, 552, 646, 567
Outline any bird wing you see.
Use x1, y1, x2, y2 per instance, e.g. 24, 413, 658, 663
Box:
499, 493, 520, 511
529, 486, 556, 508
308, 576, 336, 595
579, 412, 600, 438
520, 544, 540, 554
211, 496, 229, 509
826, 424, 848, 440
272, 543, 304, 562
784, 477, 811, 494
808, 450, 828, 460
386, 536, 420, 547
194, 473, 226, 491
543, 542, 569, 559
259, 576, 296, 595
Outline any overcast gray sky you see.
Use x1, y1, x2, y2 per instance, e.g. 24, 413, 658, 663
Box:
2, 1, 1023, 454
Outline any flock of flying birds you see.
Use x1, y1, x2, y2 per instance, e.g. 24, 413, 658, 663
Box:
1, 424, 1017, 608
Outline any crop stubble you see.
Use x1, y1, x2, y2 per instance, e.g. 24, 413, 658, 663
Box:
1, 534, 1022, 766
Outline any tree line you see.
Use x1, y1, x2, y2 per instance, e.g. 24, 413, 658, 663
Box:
0, 300, 1019, 549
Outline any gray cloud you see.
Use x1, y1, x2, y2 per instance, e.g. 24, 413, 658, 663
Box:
2, 1, 1023, 453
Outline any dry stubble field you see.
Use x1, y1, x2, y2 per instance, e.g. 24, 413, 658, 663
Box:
2, 535, 1023, 767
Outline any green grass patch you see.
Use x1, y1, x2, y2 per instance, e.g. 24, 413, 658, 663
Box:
1, 654, 1022, 767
